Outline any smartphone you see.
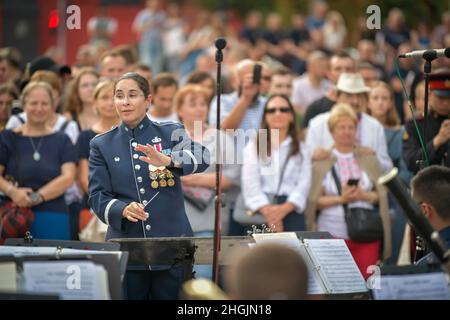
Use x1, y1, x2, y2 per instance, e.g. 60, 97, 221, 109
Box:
11, 100, 22, 115
347, 178, 359, 186
253, 63, 262, 84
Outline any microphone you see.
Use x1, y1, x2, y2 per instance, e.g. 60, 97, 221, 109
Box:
215, 37, 227, 50
398, 48, 450, 59
214, 37, 227, 64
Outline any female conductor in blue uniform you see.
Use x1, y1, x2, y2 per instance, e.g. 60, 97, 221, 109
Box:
88, 73, 210, 299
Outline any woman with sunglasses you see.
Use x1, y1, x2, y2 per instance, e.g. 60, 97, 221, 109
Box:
241, 94, 311, 232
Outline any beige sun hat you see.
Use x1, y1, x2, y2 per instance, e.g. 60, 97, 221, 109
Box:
336, 73, 371, 94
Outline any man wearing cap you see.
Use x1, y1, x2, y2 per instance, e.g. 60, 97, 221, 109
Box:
306, 72, 393, 173
403, 68, 450, 174
28, 56, 71, 78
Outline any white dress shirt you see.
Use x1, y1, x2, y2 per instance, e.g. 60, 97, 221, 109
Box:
305, 111, 393, 173
242, 136, 312, 213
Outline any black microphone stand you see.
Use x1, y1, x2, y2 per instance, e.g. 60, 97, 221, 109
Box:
421, 50, 439, 161
414, 50, 439, 262
212, 37, 226, 284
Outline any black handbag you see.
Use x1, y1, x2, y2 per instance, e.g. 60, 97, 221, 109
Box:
182, 185, 215, 211
331, 166, 383, 243
233, 153, 292, 226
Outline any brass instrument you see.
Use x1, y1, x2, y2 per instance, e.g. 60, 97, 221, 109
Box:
378, 168, 450, 275
180, 278, 228, 300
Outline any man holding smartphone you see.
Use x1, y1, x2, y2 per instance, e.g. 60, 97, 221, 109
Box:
208, 59, 266, 132
207, 59, 267, 237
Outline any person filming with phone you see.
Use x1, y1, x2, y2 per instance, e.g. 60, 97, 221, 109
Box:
305, 103, 391, 279
208, 59, 267, 132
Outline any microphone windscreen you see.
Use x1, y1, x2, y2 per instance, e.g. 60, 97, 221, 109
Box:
215, 37, 227, 50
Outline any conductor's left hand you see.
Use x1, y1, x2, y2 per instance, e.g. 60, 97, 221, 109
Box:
135, 143, 171, 167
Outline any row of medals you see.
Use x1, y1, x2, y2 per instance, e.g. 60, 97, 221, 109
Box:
149, 165, 175, 189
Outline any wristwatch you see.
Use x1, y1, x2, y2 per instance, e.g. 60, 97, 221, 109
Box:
166, 155, 181, 169
29, 192, 43, 205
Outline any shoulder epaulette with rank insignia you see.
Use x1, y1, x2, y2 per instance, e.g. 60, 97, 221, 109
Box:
91, 125, 119, 141
151, 121, 183, 129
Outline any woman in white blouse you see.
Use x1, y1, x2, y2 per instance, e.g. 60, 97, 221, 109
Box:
242, 94, 311, 232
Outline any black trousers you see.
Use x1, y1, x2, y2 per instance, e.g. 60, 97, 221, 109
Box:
124, 264, 184, 300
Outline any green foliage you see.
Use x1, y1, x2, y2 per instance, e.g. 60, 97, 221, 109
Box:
195, 0, 448, 28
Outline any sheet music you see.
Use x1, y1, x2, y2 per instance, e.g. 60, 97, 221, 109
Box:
0, 246, 122, 260
252, 232, 327, 294
0, 246, 59, 256
252, 232, 298, 243
372, 273, 450, 300
304, 239, 367, 294
0, 262, 17, 292
22, 261, 110, 300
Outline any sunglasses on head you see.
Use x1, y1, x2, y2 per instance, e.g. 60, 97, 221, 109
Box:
265, 106, 291, 114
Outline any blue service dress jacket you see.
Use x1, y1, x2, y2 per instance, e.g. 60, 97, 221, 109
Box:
88, 116, 210, 241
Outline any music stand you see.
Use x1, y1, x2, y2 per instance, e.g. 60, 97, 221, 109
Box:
110, 237, 196, 281
4, 237, 128, 281
110, 232, 332, 280
5, 237, 120, 251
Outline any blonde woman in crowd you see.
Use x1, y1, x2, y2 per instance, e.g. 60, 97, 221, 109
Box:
77, 80, 119, 241
305, 103, 391, 279
367, 81, 412, 264
0, 82, 76, 239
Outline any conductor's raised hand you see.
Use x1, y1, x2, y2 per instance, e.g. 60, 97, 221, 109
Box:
135, 143, 171, 167
122, 202, 149, 222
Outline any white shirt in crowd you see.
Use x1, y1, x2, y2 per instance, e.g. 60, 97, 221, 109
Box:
305, 111, 393, 173
291, 74, 330, 113
317, 149, 374, 239
147, 110, 180, 123
242, 136, 312, 214
6, 112, 79, 144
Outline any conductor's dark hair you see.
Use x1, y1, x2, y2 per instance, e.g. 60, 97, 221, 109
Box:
114, 72, 150, 98
411, 165, 450, 221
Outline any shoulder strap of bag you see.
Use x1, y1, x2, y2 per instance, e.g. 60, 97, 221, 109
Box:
59, 119, 70, 132
274, 151, 292, 197
331, 165, 348, 212
14, 114, 25, 125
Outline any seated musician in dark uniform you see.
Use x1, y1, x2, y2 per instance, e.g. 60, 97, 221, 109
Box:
403, 68, 450, 174
88, 73, 210, 299
410, 165, 450, 267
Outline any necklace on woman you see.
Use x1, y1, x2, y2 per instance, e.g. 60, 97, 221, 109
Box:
29, 136, 44, 161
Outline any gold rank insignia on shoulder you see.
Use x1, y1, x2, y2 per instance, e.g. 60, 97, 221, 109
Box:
403, 130, 409, 141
